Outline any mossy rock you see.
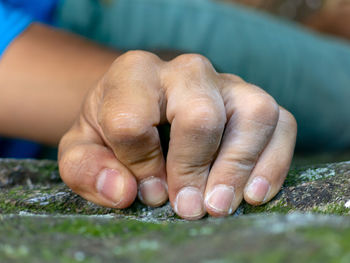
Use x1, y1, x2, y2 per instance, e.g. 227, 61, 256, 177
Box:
1, 158, 350, 262
1, 159, 350, 218
2, 213, 350, 263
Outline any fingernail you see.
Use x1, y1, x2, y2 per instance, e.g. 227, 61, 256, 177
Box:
205, 184, 235, 215
245, 177, 271, 203
96, 168, 124, 206
174, 187, 204, 219
138, 177, 168, 206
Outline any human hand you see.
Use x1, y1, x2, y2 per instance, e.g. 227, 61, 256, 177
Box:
58, 51, 297, 220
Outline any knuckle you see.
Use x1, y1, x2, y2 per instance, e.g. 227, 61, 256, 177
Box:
115, 50, 158, 69
220, 73, 244, 83
57, 132, 73, 159
243, 92, 279, 126
218, 153, 257, 181
279, 108, 298, 132
179, 99, 226, 134
230, 156, 256, 174
100, 112, 151, 143
173, 53, 211, 73
58, 145, 92, 189
104, 50, 160, 85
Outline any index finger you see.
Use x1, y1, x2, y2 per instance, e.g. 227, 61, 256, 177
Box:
95, 51, 169, 206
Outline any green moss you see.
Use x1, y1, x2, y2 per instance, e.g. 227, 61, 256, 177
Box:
44, 218, 166, 238
311, 203, 350, 215
284, 167, 305, 186
300, 226, 350, 257
2, 159, 350, 262
284, 164, 336, 187
3, 214, 350, 263
242, 200, 292, 214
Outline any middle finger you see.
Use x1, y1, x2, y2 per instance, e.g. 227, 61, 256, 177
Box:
163, 55, 226, 220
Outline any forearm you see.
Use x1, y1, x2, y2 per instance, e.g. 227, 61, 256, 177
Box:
0, 23, 120, 145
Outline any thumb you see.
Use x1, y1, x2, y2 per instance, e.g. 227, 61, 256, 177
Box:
58, 118, 137, 208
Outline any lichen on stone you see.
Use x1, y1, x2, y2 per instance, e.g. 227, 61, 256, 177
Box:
1, 159, 350, 219
1, 158, 350, 262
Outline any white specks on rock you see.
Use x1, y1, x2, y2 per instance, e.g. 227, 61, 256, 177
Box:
189, 226, 214, 237
15, 212, 116, 219
113, 240, 160, 256
344, 200, 350, 208
74, 251, 86, 262
299, 167, 336, 182
25, 194, 51, 205
24, 191, 68, 206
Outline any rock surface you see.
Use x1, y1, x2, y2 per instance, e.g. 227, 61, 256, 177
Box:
1, 158, 350, 262
2, 213, 350, 263
1, 159, 350, 218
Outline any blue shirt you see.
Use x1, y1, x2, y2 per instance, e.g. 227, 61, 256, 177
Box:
0, 0, 57, 55
0, 0, 57, 157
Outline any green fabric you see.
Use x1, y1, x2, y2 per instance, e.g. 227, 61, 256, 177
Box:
55, 0, 350, 150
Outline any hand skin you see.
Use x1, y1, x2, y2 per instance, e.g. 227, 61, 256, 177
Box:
0, 23, 297, 220
58, 51, 297, 220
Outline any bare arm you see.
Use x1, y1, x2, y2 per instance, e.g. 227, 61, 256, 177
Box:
0, 23, 120, 145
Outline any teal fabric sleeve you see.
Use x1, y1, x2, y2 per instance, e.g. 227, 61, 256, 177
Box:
56, 0, 350, 150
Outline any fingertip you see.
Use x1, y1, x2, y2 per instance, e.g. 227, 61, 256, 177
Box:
96, 168, 137, 209
138, 177, 168, 207
244, 176, 271, 206
173, 187, 206, 220
205, 184, 235, 217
